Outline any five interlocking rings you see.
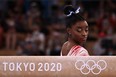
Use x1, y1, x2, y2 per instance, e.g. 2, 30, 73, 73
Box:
75, 60, 107, 75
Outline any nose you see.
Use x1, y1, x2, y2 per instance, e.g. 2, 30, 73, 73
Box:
82, 30, 88, 37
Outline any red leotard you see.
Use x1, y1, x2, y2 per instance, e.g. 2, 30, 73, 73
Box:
61, 45, 89, 56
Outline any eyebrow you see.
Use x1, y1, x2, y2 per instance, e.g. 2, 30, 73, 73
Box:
76, 25, 88, 28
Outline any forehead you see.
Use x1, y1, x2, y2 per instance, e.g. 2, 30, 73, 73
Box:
72, 21, 88, 28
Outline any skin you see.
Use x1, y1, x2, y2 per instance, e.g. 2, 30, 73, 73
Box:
61, 20, 89, 55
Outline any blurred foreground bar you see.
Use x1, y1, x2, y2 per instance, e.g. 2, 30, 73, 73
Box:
0, 56, 116, 77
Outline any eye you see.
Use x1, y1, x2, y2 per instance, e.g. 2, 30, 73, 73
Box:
85, 27, 89, 32
77, 28, 82, 32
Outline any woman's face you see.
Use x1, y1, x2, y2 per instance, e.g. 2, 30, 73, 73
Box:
67, 21, 89, 45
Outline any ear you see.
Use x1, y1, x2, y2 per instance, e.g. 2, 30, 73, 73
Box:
67, 28, 71, 34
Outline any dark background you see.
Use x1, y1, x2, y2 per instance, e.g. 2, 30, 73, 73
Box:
0, 0, 116, 56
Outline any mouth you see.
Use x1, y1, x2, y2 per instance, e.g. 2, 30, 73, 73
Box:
80, 38, 87, 42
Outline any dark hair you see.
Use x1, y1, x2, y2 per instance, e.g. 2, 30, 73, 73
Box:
64, 5, 85, 28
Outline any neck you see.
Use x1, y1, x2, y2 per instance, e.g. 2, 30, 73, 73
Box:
68, 38, 83, 46
68, 38, 79, 46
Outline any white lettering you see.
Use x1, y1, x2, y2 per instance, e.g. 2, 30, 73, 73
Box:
2, 62, 62, 72
3, 62, 8, 71
16, 63, 22, 71
23, 63, 29, 71
9, 62, 15, 71
29, 63, 35, 71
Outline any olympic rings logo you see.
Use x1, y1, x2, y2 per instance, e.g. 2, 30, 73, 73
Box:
75, 60, 107, 75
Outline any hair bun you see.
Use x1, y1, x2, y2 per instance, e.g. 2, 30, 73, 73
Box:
64, 5, 75, 16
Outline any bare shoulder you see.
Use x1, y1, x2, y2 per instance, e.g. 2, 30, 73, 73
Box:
61, 41, 70, 56
62, 41, 68, 48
